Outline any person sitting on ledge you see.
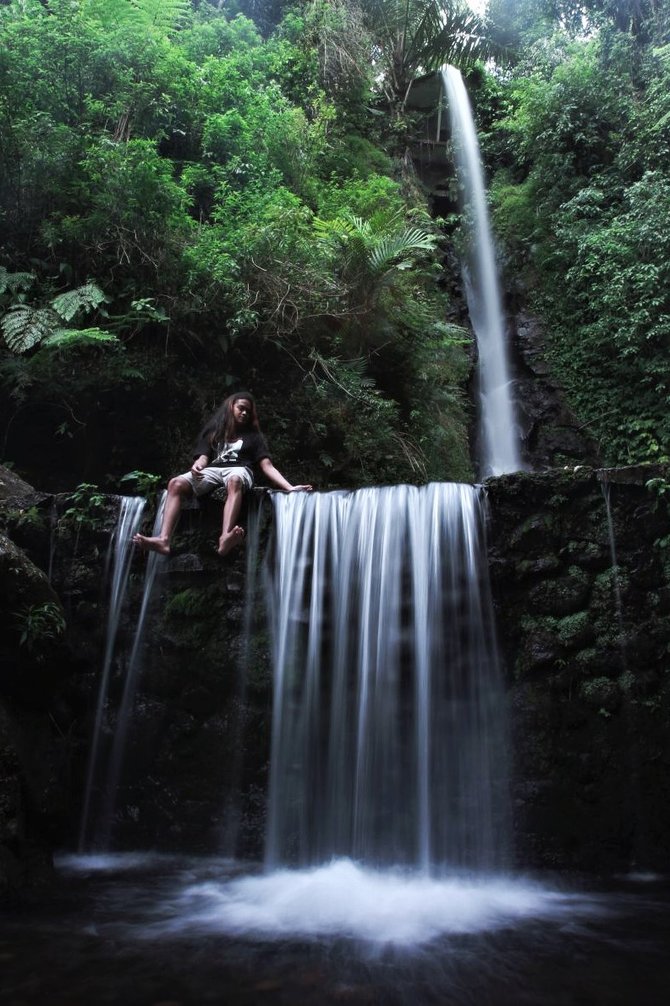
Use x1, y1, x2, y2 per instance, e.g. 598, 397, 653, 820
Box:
133, 391, 312, 558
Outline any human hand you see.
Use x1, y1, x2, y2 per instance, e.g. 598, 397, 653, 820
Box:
191, 464, 205, 481
289, 484, 313, 492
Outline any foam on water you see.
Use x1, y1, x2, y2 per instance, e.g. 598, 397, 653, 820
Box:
145, 858, 594, 946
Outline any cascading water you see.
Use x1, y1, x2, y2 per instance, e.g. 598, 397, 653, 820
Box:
265, 484, 510, 873
96, 492, 167, 848
442, 66, 522, 477
78, 495, 146, 851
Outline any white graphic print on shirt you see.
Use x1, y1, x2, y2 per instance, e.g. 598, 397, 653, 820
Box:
215, 439, 243, 465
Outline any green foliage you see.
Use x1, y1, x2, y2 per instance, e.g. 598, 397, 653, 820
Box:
489, 25, 670, 467
0, 280, 116, 354
361, 0, 496, 104
120, 469, 163, 495
0, 0, 474, 487
0, 268, 35, 298
60, 482, 107, 531
4, 504, 46, 533
1, 306, 55, 354
51, 282, 107, 323
79, 0, 193, 37
14, 600, 66, 654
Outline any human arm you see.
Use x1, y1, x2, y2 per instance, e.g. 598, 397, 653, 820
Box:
258, 457, 312, 492
191, 453, 210, 480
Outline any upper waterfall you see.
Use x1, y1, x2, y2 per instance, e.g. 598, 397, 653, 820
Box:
442, 66, 522, 477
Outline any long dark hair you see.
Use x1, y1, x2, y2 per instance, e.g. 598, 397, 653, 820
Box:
207, 391, 261, 447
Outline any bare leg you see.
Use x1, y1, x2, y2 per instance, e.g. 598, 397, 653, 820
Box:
133, 477, 192, 555
217, 477, 245, 557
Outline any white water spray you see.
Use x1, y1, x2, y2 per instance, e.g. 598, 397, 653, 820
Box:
442, 66, 522, 477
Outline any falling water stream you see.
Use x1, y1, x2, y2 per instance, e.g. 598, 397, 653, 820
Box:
78, 495, 146, 851
442, 66, 522, 477
600, 479, 627, 665
78, 493, 167, 851
96, 492, 167, 849
265, 484, 509, 872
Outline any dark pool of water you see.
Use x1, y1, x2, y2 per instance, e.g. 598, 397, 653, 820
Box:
1, 855, 669, 1006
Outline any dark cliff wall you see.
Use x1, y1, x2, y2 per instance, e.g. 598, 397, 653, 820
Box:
487, 465, 670, 872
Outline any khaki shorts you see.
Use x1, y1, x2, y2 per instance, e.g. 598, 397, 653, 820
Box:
177, 465, 253, 497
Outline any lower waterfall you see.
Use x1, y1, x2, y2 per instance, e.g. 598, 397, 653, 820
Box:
265, 484, 510, 873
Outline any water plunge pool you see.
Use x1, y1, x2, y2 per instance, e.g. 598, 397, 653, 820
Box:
2, 854, 668, 1006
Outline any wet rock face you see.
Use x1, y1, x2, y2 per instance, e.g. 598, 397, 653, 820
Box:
511, 312, 602, 470
486, 465, 670, 872
70, 490, 275, 860
0, 468, 75, 896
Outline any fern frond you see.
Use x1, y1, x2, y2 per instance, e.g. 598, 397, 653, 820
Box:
51, 282, 107, 322
80, 0, 141, 30
81, 0, 190, 34
129, 0, 191, 33
1, 306, 56, 353
42, 328, 120, 350
0, 267, 35, 296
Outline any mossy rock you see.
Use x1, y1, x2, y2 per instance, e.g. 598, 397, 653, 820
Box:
527, 566, 591, 616
579, 675, 621, 715
556, 610, 594, 649
509, 514, 557, 551
513, 556, 562, 578
560, 539, 608, 570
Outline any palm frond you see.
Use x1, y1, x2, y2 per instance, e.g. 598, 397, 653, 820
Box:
369, 227, 436, 273
361, 0, 496, 96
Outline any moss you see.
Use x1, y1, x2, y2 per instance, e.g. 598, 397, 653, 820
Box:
556, 610, 593, 649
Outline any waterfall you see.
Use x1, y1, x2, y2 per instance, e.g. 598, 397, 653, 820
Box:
95, 492, 167, 849
442, 66, 522, 477
265, 485, 509, 873
78, 495, 146, 851
600, 481, 627, 666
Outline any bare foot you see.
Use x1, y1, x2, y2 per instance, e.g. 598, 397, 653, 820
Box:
133, 533, 170, 556
217, 526, 245, 557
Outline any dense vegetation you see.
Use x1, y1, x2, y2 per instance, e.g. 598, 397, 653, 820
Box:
486, 0, 670, 466
0, 0, 668, 491
0, 0, 481, 490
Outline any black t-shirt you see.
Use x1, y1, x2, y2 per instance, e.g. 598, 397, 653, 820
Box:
194, 428, 270, 474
